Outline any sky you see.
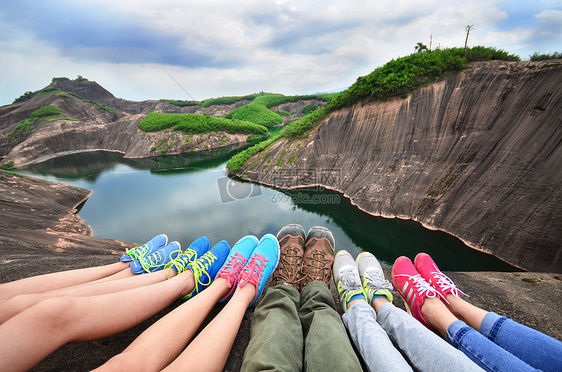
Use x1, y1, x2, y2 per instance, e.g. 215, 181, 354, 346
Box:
1, 0, 561, 106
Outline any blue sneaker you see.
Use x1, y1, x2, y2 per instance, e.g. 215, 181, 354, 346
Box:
238, 234, 280, 307
182, 240, 230, 300
165, 236, 210, 277
121, 234, 168, 262
215, 235, 259, 302
129, 241, 182, 274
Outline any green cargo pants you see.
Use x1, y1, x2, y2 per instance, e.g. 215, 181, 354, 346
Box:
241, 281, 363, 372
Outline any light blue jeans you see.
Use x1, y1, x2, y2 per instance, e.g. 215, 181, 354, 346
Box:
447, 312, 562, 372
342, 301, 482, 372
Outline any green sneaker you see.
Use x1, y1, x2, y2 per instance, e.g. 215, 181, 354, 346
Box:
334, 250, 365, 311
356, 251, 393, 304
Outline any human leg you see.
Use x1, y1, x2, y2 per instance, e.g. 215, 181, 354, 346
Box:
0, 234, 171, 300
0, 269, 174, 325
299, 281, 362, 371
165, 234, 279, 372
415, 252, 562, 372
0, 270, 196, 372
241, 285, 303, 372
299, 227, 362, 371
335, 250, 411, 372
0, 262, 131, 300
393, 256, 535, 372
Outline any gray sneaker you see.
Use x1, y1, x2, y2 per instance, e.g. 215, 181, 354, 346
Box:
333, 250, 365, 311
356, 252, 393, 304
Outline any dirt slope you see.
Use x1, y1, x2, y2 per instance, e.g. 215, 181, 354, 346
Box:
236, 60, 562, 273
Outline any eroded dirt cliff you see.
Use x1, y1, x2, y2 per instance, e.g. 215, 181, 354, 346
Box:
237, 60, 562, 272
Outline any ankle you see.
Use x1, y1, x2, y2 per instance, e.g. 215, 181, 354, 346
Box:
372, 296, 389, 313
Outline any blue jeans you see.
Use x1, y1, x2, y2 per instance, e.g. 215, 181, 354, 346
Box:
447, 312, 562, 372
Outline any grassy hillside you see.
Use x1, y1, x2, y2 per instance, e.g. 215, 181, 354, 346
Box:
138, 112, 268, 136
226, 46, 521, 171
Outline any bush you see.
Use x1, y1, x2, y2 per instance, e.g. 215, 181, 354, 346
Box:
301, 104, 318, 115
225, 103, 283, 127
32, 105, 62, 118
200, 94, 258, 108
529, 51, 562, 61
138, 112, 268, 136
160, 99, 200, 107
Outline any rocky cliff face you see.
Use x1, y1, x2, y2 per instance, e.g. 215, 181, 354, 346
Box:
237, 60, 562, 273
0, 81, 256, 166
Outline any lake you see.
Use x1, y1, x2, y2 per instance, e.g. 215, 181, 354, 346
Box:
19, 147, 517, 271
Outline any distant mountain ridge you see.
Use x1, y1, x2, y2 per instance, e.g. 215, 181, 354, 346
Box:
0, 77, 328, 166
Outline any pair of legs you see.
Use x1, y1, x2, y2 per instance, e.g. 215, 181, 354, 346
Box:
242, 282, 362, 371
241, 224, 363, 371
392, 253, 562, 372
335, 251, 478, 372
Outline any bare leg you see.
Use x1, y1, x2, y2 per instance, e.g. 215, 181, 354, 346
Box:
0, 262, 130, 300
0, 270, 194, 372
163, 283, 256, 372
443, 294, 488, 331
96, 277, 230, 371
0, 270, 177, 325
420, 297, 459, 338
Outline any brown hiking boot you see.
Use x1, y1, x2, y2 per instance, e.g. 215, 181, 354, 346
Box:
271, 224, 306, 289
301, 226, 335, 290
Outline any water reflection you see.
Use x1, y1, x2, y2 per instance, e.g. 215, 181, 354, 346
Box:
18, 150, 518, 271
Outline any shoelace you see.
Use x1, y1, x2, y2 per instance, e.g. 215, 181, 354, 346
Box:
140, 248, 181, 273
165, 248, 197, 277
364, 269, 393, 292
303, 249, 332, 283
274, 245, 302, 283
239, 253, 268, 299
217, 252, 248, 288
339, 267, 362, 292
430, 271, 468, 299
187, 252, 218, 296
395, 273, 438, 301
125, 243, 149, 261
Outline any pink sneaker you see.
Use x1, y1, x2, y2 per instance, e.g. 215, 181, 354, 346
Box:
391, 256, 438, 331
414, 252, 467, 302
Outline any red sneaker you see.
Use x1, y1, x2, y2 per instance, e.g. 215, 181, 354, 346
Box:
414, 253, 467, 302
391, 256, 438, 331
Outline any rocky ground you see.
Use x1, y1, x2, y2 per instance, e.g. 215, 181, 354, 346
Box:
1, 172, 561, 371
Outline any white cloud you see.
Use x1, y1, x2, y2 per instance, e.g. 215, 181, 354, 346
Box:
1, 0, 560, 106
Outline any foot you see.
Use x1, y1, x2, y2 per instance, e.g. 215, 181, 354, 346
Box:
121, 234, 168, 262
414, 252, 467, 302
238, 234, 280, 307
333, 250, 365, 311
356, 251, 393, 305
165, 236, 210, 277
301, 226, 335, 289
215, 235, 259, 302
182, 240, 230, 300
129, 241, 182, 274
271, 224, 305, 289
391, 256, 438, 331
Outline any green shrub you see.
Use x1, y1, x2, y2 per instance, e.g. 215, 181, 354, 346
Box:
226, 135, 280, 171
138, 112, 268, 136
529, 51, 562, 61
32, 105, 62, 118
225, 103, 283, 127
301, 104, 318, 115
160, 99, 200, 107
200, 94, 258, 108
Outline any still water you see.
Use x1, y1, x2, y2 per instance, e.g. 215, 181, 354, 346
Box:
20, 148, 516, 271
